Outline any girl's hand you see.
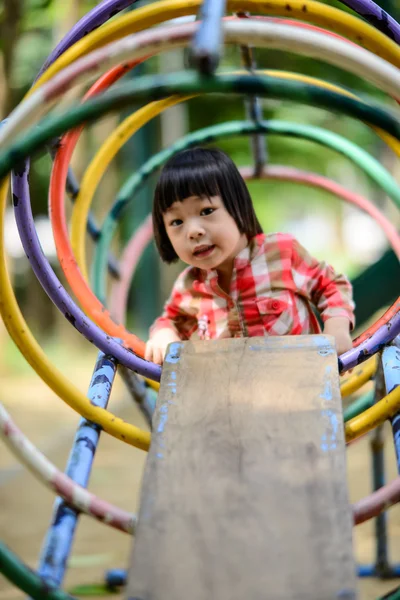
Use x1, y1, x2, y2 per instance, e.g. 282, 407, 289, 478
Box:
323, 317, 353, 356
145, 328, 181, 365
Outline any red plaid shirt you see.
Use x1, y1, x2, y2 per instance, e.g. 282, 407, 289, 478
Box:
150, 233, 355, 340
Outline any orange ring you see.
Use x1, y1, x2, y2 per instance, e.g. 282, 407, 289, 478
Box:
50, 58, 146, 355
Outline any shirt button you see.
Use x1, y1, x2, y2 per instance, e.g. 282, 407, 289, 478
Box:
269, 300, 281, 311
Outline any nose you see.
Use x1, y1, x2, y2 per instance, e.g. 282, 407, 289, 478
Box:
187, 219, 205, 240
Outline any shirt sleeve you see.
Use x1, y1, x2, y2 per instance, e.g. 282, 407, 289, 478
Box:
149, 269, 198, 341
290, 236, 355, 330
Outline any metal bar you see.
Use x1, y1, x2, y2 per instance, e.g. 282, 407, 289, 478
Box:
377, 337, 400, 577
1, 542, 75, 600
383, 340, 400, 470
118, 366, 156, 427
237, 12, 267, 176
190, 0, 227, 75
358, 343, 400, 578
35, 352, 117, 588
100, 369, 156, 589
358, 564, 400, 578
372, 424, 390, 574
371, 361, 392, 576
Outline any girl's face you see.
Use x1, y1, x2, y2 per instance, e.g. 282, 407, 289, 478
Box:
163, 195, 248, 275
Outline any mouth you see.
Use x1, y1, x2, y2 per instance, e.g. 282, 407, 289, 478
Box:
193, 244, 215, 258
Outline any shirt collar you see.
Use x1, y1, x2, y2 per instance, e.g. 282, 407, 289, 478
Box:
235, 233, 265, 267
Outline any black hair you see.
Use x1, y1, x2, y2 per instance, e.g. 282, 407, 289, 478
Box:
152, 147, 263, 263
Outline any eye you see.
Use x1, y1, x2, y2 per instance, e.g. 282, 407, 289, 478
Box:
200, 207, 215, 216
169, 218, 183, 227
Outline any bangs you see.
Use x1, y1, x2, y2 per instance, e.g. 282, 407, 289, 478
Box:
156, 158, 222, 212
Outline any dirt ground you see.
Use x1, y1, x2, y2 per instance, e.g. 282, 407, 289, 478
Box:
1, 361, 400, 600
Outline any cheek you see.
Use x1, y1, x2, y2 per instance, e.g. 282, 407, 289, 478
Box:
168, 234, 179, 250
168, 231, 186, 253
223, 227, 241, 246
221, 216, 241, 241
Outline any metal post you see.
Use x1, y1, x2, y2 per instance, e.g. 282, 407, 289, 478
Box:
358, 340, 400, 578
119, 365, 156, 427
372, 423, 390, 576
35, 353, 117, 588
190, 0, 227, 75
237, 12, 267, 177
383, 339, 400, 469
373, 362, 391, 576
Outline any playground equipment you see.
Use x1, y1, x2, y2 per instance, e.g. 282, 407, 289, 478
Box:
0, 0, 400, 597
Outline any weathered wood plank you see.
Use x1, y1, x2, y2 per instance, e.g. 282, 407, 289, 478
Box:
126, 335, 357, 600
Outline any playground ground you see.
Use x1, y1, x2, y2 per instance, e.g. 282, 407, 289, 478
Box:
1, 352, 400, 600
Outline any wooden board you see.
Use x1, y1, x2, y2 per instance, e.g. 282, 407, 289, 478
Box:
126, 335, 357, 600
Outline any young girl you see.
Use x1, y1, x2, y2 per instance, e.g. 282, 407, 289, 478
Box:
145, 148, 354, 365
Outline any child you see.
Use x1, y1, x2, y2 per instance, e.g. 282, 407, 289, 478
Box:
145, 148, 354, 365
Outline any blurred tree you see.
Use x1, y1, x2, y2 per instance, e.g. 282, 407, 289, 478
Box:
0, 0, 24, 116
0, 0, 96, 340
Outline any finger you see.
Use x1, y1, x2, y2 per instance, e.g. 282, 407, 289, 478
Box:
158, 347, 165, 366
144, 342, 153, 362
153, 347, 163, 366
